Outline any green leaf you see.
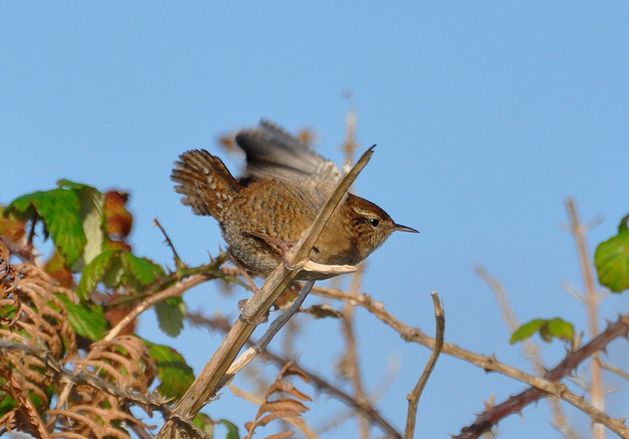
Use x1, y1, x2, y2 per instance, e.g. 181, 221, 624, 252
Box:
74, 184, 105, 268
102, 252, 125, 288
0, 391, 16, 416
595, 224, 629, 293
155, 297, 185, 337
57, 179, 96, 192
192, 413, 215, 435
146, 343, 194, 398
121, 252, 164, 287
57, 294, 108, 341
510, 319, 545, 344
7, 189, 86, 265
545, 317, 575, 341
77, 249, 163, 296
511, 317, 574, 344
219, 419, 240, 439
77, 250, 115, 300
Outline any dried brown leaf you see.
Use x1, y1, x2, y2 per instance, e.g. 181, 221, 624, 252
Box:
244, 361, 312, 439
259, 399, 308, 417
265, 431, 294, 439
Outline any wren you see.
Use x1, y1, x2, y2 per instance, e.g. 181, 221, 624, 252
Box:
172, 120, 417, 280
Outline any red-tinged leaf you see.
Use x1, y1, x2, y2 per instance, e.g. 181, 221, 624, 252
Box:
0, 206, 26, 242
104, 191, 133, 239
44, 251, 74, 288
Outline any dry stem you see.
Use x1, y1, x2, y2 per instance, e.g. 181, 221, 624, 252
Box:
597, 359, 629, 381
341, 263, 371, 439
566, 198, 605, 439
404, 291, 445, 439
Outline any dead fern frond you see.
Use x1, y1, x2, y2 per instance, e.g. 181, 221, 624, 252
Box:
3, 262, 77, 357
50, 404, 138, 439
0, 362, 50, 438
0, 240, 20, 326
244, 362, 312, 439
75, 335, 155, 393
50, 335, 156, 438
0, 243, 78, 436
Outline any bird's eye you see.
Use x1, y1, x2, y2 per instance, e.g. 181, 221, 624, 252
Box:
369, 218, 380, 227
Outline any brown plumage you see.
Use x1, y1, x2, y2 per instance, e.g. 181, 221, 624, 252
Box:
172, 120, 417, 279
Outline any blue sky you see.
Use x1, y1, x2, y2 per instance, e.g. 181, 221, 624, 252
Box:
1, 2, 628, 438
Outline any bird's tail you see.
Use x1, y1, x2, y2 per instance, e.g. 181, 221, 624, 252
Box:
172, 149, 240, 222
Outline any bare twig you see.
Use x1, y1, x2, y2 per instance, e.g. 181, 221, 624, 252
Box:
475, 266, 580, 439
566, 198, 605, 439
185, 312, 402, 439
153, 217, 185, 270
341, 263, 371, 439
596, 359, 629, 381
404, 292, 444, 439
156, 147, 375, 438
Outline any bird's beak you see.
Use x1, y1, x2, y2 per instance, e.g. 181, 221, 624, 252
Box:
394, 223, 419, 233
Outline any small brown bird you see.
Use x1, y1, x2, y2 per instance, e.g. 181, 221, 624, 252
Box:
172, 120, 417, 280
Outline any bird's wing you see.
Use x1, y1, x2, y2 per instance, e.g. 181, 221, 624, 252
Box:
235, 120, 341, 199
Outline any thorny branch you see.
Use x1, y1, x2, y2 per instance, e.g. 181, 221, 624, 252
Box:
404, 292, 444, 439
475, 266, 580, 439
312, 287, 629, 438
455, 313, 629, 439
